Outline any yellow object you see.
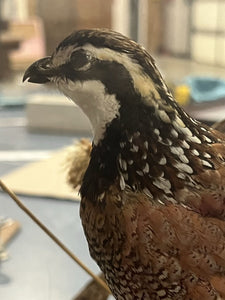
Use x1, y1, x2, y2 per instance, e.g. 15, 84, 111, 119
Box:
174, 85, 190, 106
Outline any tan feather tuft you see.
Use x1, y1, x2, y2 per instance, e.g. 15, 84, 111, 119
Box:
65, 139, 92, 189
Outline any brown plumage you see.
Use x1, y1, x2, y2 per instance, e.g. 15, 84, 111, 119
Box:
24, 29, 225, 300
79, 134, 225, 299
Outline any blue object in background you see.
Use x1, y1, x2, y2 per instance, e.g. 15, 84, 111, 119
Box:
185, 76, 225, 103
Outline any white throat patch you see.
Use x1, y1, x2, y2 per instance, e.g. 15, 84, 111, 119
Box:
57, 79, 120, 145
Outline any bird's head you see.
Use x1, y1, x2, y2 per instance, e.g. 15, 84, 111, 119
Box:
23, 28, 174, 145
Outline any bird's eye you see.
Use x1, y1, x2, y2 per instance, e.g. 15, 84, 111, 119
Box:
70, 49, 92, 71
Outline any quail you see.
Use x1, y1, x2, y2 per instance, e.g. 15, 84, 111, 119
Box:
23, 29, 225, 300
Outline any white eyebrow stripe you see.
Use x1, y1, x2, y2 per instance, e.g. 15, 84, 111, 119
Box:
82, 44, 160, 99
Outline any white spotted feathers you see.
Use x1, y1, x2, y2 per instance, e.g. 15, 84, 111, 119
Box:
115, 113, 217, 205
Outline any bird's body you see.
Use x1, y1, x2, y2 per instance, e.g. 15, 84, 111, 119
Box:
24, 29, 225, 299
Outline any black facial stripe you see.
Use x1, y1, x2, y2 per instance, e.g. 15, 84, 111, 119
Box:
61, 60, 139, 104
60, 57, 165, 134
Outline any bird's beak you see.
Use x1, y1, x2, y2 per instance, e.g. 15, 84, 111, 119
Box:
23, 56, 54, 84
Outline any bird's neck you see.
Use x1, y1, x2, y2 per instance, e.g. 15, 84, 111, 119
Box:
80, 92, 217, 204
81, 102, 171, 195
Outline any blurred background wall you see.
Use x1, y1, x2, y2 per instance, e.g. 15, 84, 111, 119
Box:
0, 0, 225, 79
